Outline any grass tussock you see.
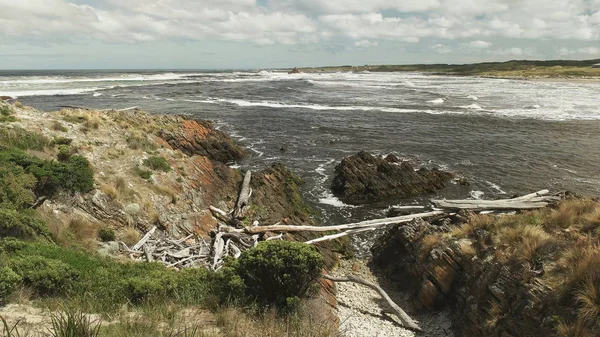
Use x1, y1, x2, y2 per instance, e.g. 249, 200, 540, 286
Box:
445, 198, 600, 336
0, 127, 49, 151
215, 307, 334, 337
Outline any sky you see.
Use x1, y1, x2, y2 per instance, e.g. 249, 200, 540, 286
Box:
0, 0, 599, 69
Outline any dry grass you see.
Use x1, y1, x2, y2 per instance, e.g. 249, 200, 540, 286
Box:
101, 183, 119, 200
450, 214, 495, 238
576, 279, 600, 323
215, 307, 334, 337
484, 300, 504, 329
69, 217, 100, 249
114, 176, 136, 202
37, 207, 74, 247
497, 224, 553, 262
121, 227, 141, 247
556, 319, 591, 337
549, 200, 599, 229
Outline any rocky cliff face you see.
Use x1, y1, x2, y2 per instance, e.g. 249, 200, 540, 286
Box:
331, 151, 454, 202
159, 117, 246, 163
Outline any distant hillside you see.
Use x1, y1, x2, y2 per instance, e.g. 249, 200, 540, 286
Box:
298, 59, 600, 78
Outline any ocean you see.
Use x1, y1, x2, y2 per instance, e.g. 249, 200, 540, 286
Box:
2, 69, 600, 248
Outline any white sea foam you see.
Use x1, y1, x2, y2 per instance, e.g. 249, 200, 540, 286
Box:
92, 92, 103, 97
467, 95, 479, 100
462, 103, 483, 110
485, 181, 507, 194
1, 88, 101, 98
429, 98, 444, 104
319, 193, 355, 208
469, 190, 485, 199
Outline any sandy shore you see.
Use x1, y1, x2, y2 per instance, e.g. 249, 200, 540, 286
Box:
333, 259, 454, 337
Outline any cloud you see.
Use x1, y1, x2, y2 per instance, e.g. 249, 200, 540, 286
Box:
557, 46, 600, 56
468, 40, 492, 49
354, 40, 378, 48
0, 0, 598, 59
432, 44, 452, 54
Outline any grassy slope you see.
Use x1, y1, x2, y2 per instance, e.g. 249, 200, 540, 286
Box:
0, 102, 334, 337
297, 59, 600, 78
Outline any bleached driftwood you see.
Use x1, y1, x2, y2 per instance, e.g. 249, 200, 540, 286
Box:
225, 210, 444, 235
132, 226, 157, 251
232, 170, 252, 219
322, 274, 421, 332
430, 190, 560, 211
305, 227, 376, 245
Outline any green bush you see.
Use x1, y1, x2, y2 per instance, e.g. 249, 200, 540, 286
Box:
0, 164, 36, 210
0, 115, 18, 123
134, 167, 152, 180
143, 156, 171, 172
0, 127, 49, 150
0, 266, 21, 302
229, 241, 324, 307
52, 137, 73, 146
0, 208, 51, 240
98, 227, 115, 242
9, 256, 79, 295
56, 145, 73, 162
4, 241, 211, 312
0, 105, 12, 116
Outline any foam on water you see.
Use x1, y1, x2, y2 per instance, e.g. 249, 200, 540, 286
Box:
469, 190, 485, 199
318, 193, 356, 208
429, 98, 445, 104
2, 88, 101, 97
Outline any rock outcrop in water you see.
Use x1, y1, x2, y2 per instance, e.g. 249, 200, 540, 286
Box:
159, 117, 246, 163
331, 151, 454, 201
288, 67, 301, 74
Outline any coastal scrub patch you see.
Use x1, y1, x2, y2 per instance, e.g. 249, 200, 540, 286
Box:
51, 121, 68, 132
143, 156, 171, 172
0, 127, 49, 150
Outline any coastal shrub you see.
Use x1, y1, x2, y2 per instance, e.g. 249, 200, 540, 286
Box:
126, 133, 156, 152
230, 241, 324, 308
56, 145, 73, 162
0, 266, 22, 303
134, 166, 152, 180
52, 137, 73, 146
62, 115, 88, 124
0, 115, 18, 123
0, 127, 49, 150
98, 227, 116, 242
0, 164, 36, 210
144, 156, 171, 172
51, 121, 69, 132
9, 256, 79, 295
3, 241, 212, 312
0, 208, 51, 240
0, 105, 12, 116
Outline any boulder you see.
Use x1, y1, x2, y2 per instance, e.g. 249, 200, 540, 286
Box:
331, 151, 454, 202
159, 117, 246, 163
288, 67, 301, 74
0, 96, 13, 101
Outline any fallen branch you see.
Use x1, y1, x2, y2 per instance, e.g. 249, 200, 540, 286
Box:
322, 274, 421, 332
232, 170, 252, 219
305, 227, 376, 245
132, 226, 157, 251
227, 210, 444, 234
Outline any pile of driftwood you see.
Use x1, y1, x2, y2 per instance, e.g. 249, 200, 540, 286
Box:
120, 227, 212, 269
124, 167, 560, 332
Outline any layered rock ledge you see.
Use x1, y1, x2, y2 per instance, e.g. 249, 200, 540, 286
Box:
331, 151, 454, 202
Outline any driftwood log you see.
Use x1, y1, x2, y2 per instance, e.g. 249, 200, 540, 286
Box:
232, 170, 252, 219
431, 190, 559, 211
322, 274, 421, 332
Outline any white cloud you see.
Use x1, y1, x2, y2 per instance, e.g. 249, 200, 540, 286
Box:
354, 40, 378, 48
432, 44, 452, 54
0, 0, 598, 53
557, 46, 600, 56
469, 40, 492, 49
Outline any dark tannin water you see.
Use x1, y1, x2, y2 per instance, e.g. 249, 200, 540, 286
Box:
4, 70, 600, 251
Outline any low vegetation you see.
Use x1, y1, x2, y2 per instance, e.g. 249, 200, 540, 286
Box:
438, 198, 600, 336
300, 59, 600, 78
143, 156, 171, 172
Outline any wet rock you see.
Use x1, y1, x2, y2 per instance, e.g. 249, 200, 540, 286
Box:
0, 96, 13, 101
331, 151, 454, 202
288, 67, 301, 74
159, 117, 245, 163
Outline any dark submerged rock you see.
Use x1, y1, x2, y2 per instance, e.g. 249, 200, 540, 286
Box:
331, 151, 454, 202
